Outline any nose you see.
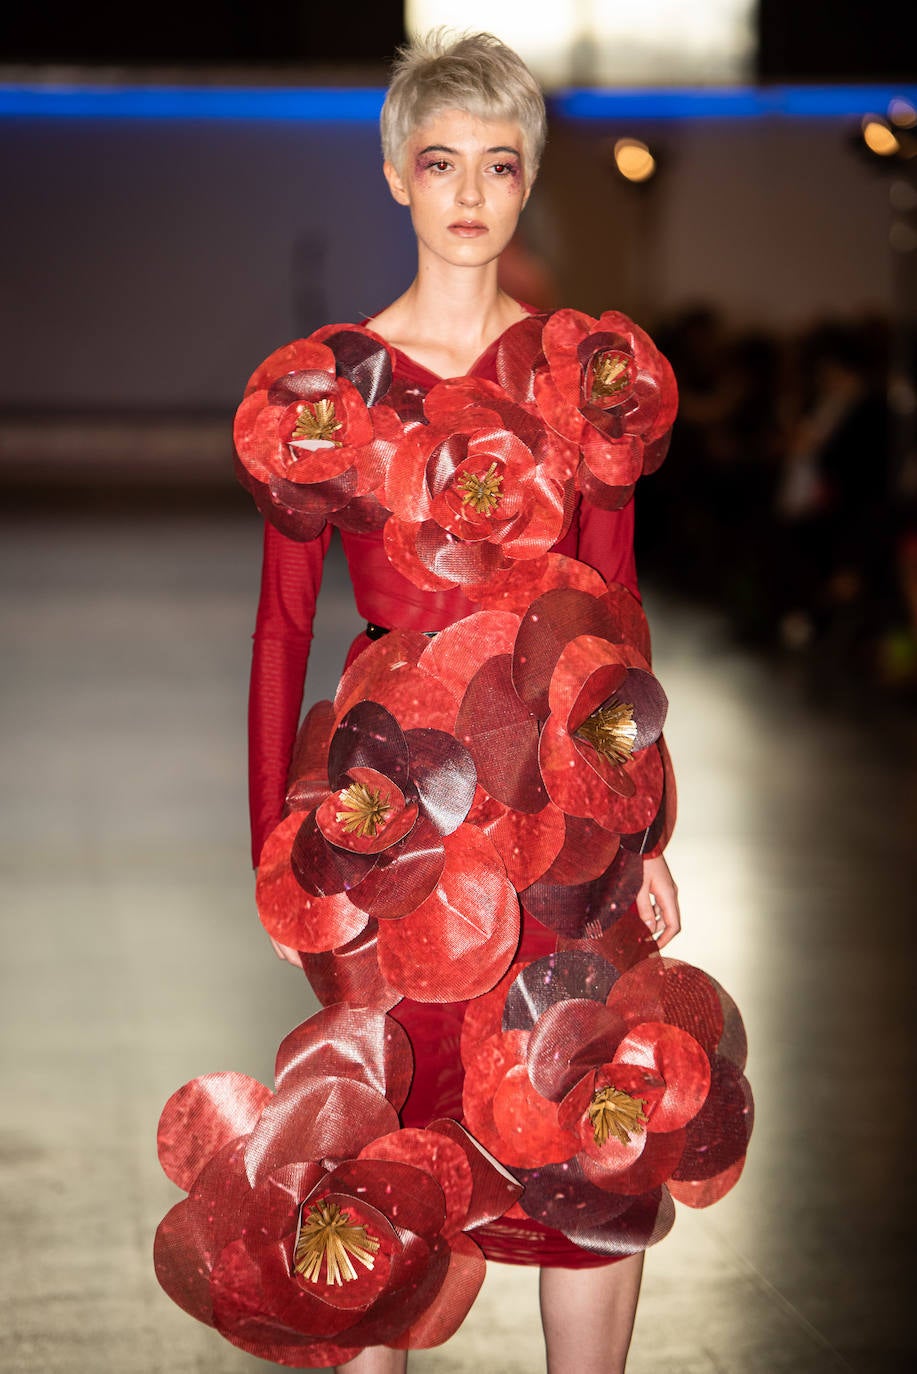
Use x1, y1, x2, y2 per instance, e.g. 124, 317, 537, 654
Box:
455, 168, 484, 208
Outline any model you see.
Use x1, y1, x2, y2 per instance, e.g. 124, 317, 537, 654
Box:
154, 31, 753, 1374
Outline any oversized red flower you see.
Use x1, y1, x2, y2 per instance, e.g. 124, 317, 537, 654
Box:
451, 568, 674, 922
233, 324, 400, 539
461, 950, 752, 1257
257, 686, 520, 1004
496, 308, 678, 510
382, 376, 577, 591
155, 1006, 521, 1365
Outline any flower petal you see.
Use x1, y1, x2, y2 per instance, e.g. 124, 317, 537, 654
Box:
455, 654, 546, 812
157, 1071, 272, 1191
274, 1008, 413, 1112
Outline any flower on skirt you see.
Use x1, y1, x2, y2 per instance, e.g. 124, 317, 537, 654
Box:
233, 324, 400, 539
256, 682, 520, 1005
381, 376, 577, 591
461, 950, 753, 1257
496, 308, 678, 510
452, 559, 675, 922
154, 1005, 521, 1365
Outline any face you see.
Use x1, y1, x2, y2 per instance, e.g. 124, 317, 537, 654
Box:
384, 109, 531, 269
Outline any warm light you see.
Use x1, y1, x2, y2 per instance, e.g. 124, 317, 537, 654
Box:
405, 0, 755, 86
613, 138, 656, 183
862, 117, 900, 156
888, 97, 917, 128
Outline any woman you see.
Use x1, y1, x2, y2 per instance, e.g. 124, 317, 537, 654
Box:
155, 31, 751, 1374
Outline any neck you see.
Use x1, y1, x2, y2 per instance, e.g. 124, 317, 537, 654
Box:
401, 251, 512, 350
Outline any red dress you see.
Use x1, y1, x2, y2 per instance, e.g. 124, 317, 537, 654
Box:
153, 311, 752, 1365
248, 337, 642, 1268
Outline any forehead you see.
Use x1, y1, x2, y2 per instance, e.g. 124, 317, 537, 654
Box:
408, 108, 524, 156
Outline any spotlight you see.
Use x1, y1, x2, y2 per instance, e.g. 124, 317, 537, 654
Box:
613, 138, 657, 183
888, 98, 917, 129
862, 116, 900, 157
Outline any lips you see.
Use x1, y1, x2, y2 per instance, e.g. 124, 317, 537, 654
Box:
449, 221, 488, 236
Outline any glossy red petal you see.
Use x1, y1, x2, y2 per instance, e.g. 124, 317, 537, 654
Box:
212, 1232, 357, 1341
670, 1056, 754, 1186
470, 796, 566, 889
466, 551, 607, 611
300, 921, 403, 1012
330, 1157, 447, 1240
153, 1200, 217, 1324
390, 1231, 485, 1349
382, 518, 457, 592
495, 314, 547, 404
157, 1071, 272, 1191
376, 825, 520, 1002
328, 700, 410, 791
418, 610, 520, 698
669, 1154, 748, 1208
274, 1007, 413, 1111
513, 588, 628, 716
503, 951, 619, 1031
491, 1063, 580, 1167
256, 813, 369, 952
557, 905, 659, 971
581, 428, 644, 488
539, 813, 621, 884
630, 734, 677, 857
455, 653, 546, 812
244, 338, 336, 395
613, 1023, 711, 1132
315, 773, 416, 855
346, 817, 446, 920
404, 727, 477, 834
358, 1129, 473, 1237
462, 1029, 529, 1151
244, 1079, 400, 1184
290, 811, 375, 898
459, 961, 530, 1068
521, 845, 644, 940
426, 1118, 523, 1228
581, 1126, 686, 1197
525, 999, 628, 1103
285, 700, 334, 812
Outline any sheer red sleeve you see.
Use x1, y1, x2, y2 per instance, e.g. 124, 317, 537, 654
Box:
248, 522, 332, 866
552, 498, 640, 602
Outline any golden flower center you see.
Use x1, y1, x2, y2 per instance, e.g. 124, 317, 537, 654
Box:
293, 1199, 381, 1286
335, 781, 391, 837
457, 462, 503, 516
574, 700, 638, 766
588, 1085, 648, 1147
291, 397, 343, 443
590, 351, 631, 401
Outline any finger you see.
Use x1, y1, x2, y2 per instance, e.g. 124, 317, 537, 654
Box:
634, 886, 659, 935
654, 892, 681, 949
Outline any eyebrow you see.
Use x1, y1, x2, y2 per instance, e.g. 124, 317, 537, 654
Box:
417, 144, 521, 157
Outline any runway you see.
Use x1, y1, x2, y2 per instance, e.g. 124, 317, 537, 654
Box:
1, 512, 913, 1373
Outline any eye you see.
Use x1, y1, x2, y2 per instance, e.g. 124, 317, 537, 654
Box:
491, 162, 518, 177
427, 159, 451, 173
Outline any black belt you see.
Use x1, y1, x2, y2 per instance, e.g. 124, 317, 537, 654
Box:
366, 622, 437, 640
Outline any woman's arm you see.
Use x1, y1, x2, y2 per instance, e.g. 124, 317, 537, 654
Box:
248, 521, 331, 867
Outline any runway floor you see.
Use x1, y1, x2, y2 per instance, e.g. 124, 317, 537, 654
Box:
1, 512, 914, 1373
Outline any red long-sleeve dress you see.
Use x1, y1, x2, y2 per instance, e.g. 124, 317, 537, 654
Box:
248, 338, 641, 1268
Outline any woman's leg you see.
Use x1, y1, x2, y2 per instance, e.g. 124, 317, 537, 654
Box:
336, 1350, 407, 1374
539, 1253, 644, 1374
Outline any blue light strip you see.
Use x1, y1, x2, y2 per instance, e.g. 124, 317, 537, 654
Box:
1, 82, 915, 122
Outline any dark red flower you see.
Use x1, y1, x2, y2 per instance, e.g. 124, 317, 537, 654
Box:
381, 377, 577, 591
155, 1006, 521, 1364
257, 669, 521, 1004
461, 949, 752, 1257
496, 308, 678, 510
233, 325, 401, 539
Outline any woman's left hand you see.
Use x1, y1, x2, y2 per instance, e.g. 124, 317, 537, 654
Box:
635, 853, 681, 948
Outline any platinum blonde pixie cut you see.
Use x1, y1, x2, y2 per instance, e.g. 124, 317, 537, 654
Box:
380, 30, 547, 181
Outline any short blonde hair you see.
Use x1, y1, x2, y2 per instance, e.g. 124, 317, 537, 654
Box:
381, 30, 547, 181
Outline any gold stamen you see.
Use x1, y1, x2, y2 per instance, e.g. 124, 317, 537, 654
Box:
591, 352, 631, 401
574, 701, 638, 766
588, 1085, 648, 1147
291, 398, 343, 443
335, 781, 390, 837
457, 462, 503, 516
293, 1200, 380, 1286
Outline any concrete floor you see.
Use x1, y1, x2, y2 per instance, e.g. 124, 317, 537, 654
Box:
1, 513, 914, 1373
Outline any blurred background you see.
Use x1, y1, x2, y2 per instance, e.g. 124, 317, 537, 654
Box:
1, 3, 916, 1372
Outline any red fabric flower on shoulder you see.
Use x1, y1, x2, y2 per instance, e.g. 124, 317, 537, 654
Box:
233, 324, 400, 539
496, 308, 678, 510
461, 949, 752, 1258
382, 377, 577, 591
155, 1006, 521, 1365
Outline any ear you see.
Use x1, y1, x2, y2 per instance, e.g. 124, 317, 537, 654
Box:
383, 159, 411, 207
